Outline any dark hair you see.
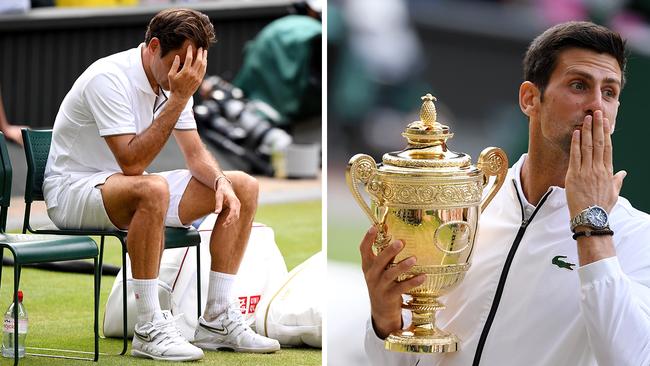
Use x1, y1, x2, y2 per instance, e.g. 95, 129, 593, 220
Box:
523, 21, 627, 98
145, 9, 217, 57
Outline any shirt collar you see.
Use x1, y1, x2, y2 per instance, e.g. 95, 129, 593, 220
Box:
509, 153, 566, 211
128, 43, 158, 97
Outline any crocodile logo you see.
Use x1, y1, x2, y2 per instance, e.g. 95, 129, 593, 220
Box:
552, 255, 575, 271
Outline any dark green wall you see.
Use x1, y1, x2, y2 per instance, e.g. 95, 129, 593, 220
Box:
613, 53, 650, 212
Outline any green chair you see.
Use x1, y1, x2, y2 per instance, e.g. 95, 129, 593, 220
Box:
21, 129, 203, 355
0, 132, 99, 365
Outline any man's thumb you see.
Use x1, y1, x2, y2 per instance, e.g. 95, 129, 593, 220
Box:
614, 170, 627, 193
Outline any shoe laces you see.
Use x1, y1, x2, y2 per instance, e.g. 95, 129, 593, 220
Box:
223, 303, 255, 340
148, 313, 186, 348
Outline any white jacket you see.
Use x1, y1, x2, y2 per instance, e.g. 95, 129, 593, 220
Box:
365, 154, 650, 366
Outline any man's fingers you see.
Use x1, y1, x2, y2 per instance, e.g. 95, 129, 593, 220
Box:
360, 226, 378, 272
184, 44, 194, 70
393, 274, 426, 295
374, 240, 404, 272
223, 208, 236, 227
366, 239, 403, 281
214, 190, 223, 214
224, 197, 241, 227
217, 193, 240, 227
592, 110, 605, 166
581, 115, 594, 168
383, 256, 417, 282
169, 55, 180, 78
200, 49, 208, 76
568, 129, 581, 173
194, 47, 203, 68
603, 117, 613, 172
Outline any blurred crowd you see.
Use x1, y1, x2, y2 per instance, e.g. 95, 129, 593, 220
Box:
0, 0, 245, 13
522, 0, 650, 53
328, 0, 650, 163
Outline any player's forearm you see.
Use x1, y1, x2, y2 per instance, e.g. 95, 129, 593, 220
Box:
119, 95, 187, 175
186, 145, 224, 190
576, 235, 616, 266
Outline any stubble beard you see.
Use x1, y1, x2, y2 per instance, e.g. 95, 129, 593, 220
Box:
542, 119, 579, 160
558, 134, 573, 155
559, 116, 585, 156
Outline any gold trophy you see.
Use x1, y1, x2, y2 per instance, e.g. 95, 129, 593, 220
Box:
346, 94, 508, 353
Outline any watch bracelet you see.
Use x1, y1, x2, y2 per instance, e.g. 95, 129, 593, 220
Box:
570, 206, 609, 232
572, 229, 614, 240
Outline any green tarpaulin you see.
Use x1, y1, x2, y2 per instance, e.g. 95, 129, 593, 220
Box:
234, 15, 322, 125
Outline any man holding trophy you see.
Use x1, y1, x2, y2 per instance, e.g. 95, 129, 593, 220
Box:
356, 21, 650, 365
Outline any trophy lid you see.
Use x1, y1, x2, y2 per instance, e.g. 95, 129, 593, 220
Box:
382, 94, 472, 169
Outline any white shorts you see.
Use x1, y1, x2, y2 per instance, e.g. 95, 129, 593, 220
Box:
47, 169, 193, 230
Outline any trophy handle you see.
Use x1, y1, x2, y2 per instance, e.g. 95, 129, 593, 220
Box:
346, 154, 380, 226
477, 147, 508, 212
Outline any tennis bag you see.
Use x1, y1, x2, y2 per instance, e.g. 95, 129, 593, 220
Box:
255, 251, 323, 347
102, 214, 288, 340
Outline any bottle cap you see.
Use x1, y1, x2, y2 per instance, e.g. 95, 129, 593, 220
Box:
17, 290, 23, 303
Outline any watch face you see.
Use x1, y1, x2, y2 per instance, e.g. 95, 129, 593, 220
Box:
586, 206, 608, 228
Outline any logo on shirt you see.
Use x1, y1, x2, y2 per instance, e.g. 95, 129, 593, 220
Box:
552, 255, 575, 271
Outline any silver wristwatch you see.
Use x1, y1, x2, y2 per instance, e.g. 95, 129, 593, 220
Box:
570, 205, 610, 232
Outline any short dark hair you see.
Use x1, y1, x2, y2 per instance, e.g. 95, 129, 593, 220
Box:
145, 9, 217, 57
523, 21, 627, 98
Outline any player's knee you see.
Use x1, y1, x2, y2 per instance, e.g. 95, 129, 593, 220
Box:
236, 173, 259, 205
244, 174, 259, 196
136, 176, 170, 210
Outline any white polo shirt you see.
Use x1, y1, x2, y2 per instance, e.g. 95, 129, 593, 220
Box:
43, 44, 195, 209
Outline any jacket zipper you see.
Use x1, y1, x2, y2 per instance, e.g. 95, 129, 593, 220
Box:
472, 180, 552, 366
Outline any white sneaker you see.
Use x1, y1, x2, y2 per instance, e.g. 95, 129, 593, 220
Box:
193, 305, 281, 353
132, 310, 204, 361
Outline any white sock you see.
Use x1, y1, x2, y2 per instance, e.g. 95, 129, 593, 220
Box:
132, 278, 161, 326
204, 271, 236, 321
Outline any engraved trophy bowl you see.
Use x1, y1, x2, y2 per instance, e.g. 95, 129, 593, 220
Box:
346, 94, 508, 353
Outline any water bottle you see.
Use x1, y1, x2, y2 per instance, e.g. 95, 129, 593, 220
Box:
2, 290, 27, 358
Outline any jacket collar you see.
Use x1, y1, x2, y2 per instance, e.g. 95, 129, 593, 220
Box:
509, 154, 567, 211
